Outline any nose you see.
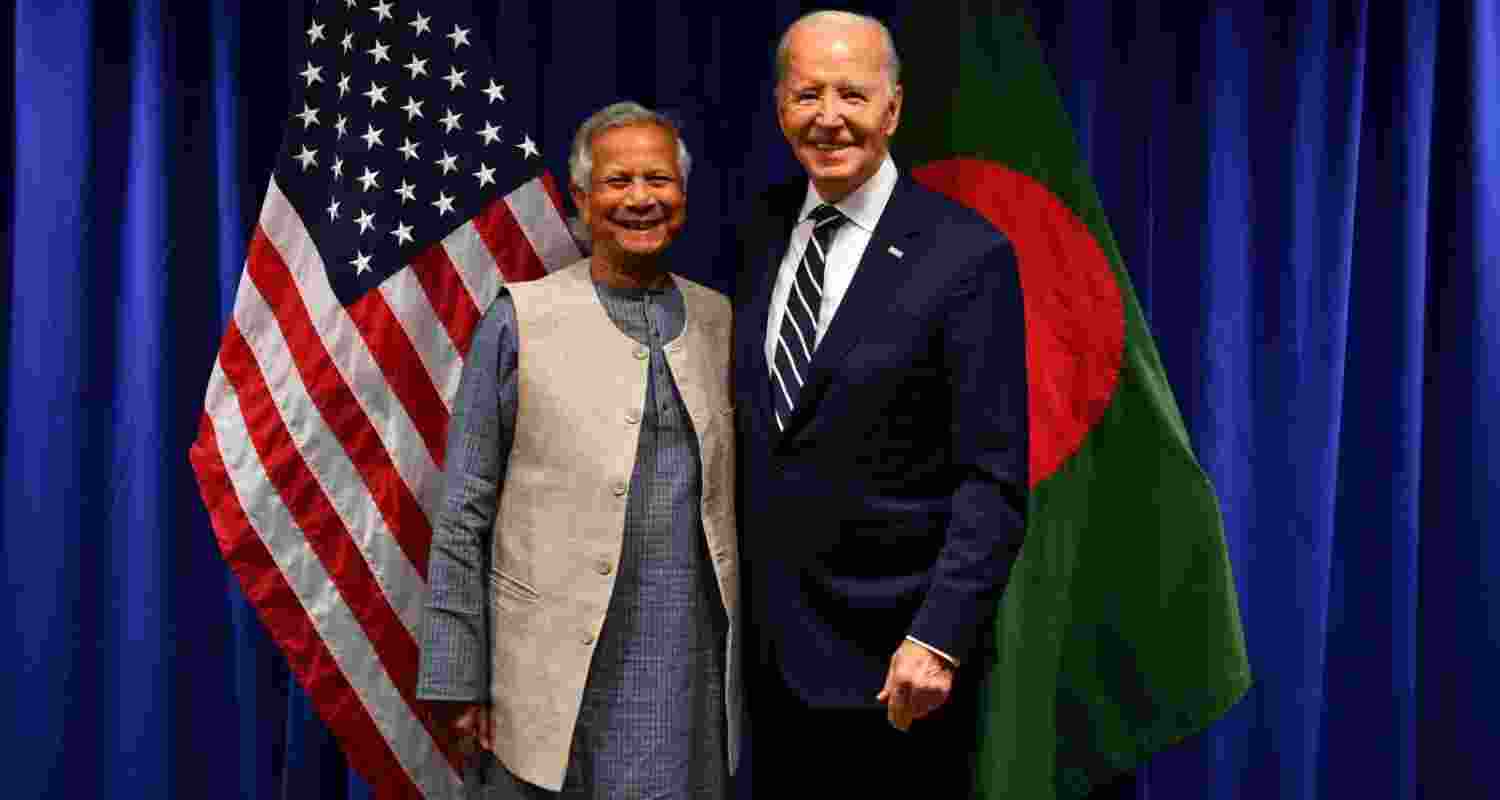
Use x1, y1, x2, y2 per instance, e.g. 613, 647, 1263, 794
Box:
624, 179, 656, 208
813, 94, 843, 127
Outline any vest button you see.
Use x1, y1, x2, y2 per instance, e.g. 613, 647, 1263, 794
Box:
612, 483, 627, 497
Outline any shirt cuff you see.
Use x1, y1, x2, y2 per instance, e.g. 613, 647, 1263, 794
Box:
905, 635, 960, 668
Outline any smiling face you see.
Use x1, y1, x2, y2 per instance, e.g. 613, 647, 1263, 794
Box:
572, 122, 687, 272
777, 19, 902, 203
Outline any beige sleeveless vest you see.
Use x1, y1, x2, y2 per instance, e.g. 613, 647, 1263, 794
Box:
484, 259, 739, 790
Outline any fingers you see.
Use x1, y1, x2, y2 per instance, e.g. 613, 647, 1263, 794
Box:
476, 708, 494, 751
452, 705, 480, 737
880, 644, 955, 726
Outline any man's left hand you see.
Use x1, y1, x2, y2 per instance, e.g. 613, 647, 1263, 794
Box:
876, 639, 955, 730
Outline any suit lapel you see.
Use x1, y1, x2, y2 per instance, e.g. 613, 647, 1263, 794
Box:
780, 177, 926, 438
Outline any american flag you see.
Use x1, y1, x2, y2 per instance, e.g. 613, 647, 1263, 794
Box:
188, 2, 579, 797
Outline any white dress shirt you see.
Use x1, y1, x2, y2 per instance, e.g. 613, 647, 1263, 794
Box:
761, 154, 959, 669
763, 154, 898, 372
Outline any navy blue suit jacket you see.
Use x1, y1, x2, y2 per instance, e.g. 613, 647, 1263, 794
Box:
733, 174, 1030, 708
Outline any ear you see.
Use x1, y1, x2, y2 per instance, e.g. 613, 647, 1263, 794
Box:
884, 83, 903, 137
571, 184, 590, 227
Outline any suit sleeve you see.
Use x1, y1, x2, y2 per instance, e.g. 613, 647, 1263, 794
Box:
415, 292, 519, 702
907, 238, 1029, 667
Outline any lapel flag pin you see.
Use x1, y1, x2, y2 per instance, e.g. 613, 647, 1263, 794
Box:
888, 245, 904, 258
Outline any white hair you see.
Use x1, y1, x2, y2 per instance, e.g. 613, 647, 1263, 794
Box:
774, 10, 902, 88
566, 101, 693, 191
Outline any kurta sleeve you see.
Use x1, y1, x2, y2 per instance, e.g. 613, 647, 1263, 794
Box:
416, 291, 519, 702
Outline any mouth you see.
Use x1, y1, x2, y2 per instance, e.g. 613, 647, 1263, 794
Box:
613, 219, 665, 231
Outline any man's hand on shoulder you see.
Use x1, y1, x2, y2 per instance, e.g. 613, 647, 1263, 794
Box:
876, 639, 956, 731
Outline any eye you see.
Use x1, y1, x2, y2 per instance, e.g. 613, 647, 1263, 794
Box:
647, 176, 674, 187
603, 177, 631, 188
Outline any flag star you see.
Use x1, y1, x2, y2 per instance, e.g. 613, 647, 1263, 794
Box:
307, 20, 326, 44
295, 102, 320, 129
390, 220, 415, 245
354, 208, 376, 233
371, 0, 395, 22
404, 54, 428, 79
395, 180, 416, 203
439, 108, 463, 133
443, 66, 467, 91
477, 120, 502, 145
516, 134, 540, 159
447, 25, 471, 49
335, 114, 348, 139
367, 39, 391, 64
398, 137, 420, 160
435, 150, 459, 174
356, 166, 381, 192
482, 79, 506, 103
293, 145, 318, 171
360, 123, 385, 149
332, 156, 345, 178
327, 198, 341, 221
350, 251, 373, 274
410, 12, 431, 35
299, 61, 323, 87
473, 162, 496, 188
364, 81, 388, 107
401, 96, 425, 120
341, 31, 354, 53
432, 191, 456, 215
337, 72, 351, 97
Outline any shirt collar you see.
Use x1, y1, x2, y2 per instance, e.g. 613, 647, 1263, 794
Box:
797, 153, 898, 234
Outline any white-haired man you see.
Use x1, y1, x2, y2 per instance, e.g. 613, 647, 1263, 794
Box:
734, 10, 1029, 797
418, 101, 740, 799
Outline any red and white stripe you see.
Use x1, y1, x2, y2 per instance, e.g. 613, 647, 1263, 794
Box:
190, 173, 578, 798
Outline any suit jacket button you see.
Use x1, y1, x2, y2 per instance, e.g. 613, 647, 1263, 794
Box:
625, 411, 640, 425
597, 560, 613, 575
612, 483, 627, 497
582, 633, 595, 646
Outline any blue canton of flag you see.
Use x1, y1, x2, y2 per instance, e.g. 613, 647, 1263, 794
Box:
280, 0, 543, 307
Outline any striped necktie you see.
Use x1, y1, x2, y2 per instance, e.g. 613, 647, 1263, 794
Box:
771, 203, 846, 431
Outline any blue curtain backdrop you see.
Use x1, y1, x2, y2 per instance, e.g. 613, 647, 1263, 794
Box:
3, 1, 1495, 798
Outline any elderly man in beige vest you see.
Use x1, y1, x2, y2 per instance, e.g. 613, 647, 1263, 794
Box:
416, 101, 739, 799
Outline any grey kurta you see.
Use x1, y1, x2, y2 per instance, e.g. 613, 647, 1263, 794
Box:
416, 278, 728, 800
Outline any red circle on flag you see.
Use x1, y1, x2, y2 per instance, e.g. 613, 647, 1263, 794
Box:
913, 158, 1125, 487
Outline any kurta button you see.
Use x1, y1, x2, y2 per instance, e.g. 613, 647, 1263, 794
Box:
612, 483, 627, 497
634, 347, 649, 360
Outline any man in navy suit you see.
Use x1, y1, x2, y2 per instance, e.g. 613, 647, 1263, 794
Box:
734, 10, 1029, 796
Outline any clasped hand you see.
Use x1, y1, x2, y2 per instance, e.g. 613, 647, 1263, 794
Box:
875, 639, 955, 731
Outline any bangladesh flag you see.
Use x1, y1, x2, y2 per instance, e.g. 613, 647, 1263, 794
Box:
894, 4, 1253, 798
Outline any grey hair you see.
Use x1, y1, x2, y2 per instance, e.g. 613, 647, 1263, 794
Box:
774, 10, 902, 88
566, 101, 693, 191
